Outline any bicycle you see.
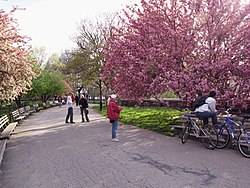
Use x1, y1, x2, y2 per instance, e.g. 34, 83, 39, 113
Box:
181, 112, 218, 150
215, 109, 250, 158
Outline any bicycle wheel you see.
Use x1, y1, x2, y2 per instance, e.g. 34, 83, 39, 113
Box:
181, 123, 191, 144
216, 124, 230, 149
237, 128, 250, 158
200, 125, 218, 150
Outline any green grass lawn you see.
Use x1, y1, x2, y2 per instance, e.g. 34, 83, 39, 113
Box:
92, 105, 182, 136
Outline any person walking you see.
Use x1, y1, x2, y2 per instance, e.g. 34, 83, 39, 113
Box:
107, 94, 123, 142
75, 94, 79, 106
79, 94, 89, 122
65, 92, 75, 123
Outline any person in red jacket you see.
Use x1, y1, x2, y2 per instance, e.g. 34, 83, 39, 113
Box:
71, 94, 75, 103
107, 94, 123, 142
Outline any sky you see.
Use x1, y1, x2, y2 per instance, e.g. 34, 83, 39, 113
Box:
0, 0, 140, 55
1, 0, 249, 56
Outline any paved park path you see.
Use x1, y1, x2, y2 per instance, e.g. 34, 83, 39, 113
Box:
0, 105, 249, 188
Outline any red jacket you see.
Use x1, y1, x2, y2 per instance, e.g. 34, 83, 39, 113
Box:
107, 100, 123, 121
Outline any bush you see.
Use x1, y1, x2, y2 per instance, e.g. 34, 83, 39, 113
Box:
93, 105, 181, 136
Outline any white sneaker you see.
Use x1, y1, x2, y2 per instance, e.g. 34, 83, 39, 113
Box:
112, 138, 119, 142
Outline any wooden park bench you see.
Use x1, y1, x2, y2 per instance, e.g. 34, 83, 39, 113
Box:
0, 115, 18, 140
48, 101, 57, 107
53, 100, 59, 107
42, 102, 50, 109
33, 103, 43, 112
11, 109, 26, 122
34, 102, 48, 110
24, 105, 35, 115
18, 107, 30, 117
62, 99, 66, 105
0, 115, 18, 165
239, 114, 250, 128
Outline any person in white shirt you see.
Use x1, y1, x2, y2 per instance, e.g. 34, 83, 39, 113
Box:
195, 91, 218, 126
65, 92, 75, 123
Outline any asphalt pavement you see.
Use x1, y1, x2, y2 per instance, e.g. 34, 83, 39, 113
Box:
0, 104, 249, 188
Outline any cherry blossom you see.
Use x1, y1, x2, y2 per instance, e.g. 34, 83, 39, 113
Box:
102, 0, 249, 109
0, 9, 36, 101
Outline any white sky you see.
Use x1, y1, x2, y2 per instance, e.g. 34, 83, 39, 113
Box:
0, 0, 140, 55
1, 0, 249, 56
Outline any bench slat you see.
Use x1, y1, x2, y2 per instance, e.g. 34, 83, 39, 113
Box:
0, 120, 8, 130
12, 110, 19, 117
0, 122, 18, 140
19, 107, 30, 117
0, 115, 9, 130
12, 110, 26, 122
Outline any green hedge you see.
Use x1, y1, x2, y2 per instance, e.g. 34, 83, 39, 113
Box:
92, 105, 182, 136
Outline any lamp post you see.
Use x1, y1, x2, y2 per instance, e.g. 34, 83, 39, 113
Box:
99, 79, 102, 111
99, 60, 104, 111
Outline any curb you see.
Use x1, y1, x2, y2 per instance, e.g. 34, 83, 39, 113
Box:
0, 139, 7, 166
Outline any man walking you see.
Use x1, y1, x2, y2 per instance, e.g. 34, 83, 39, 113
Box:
65, 92, 75, 123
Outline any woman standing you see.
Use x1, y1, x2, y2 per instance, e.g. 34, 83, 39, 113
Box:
107, 94, 123, 142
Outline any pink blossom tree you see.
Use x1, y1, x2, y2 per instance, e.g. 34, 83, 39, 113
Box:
0, 8, 35, 101
102, 0, 249, 109
177, 0, 250, 109
103, 0, 196, 100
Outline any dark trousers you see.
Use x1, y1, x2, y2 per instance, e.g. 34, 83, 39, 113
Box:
66, 107, 73, 122
80, 107, 89, 122
195, 111, 218, 125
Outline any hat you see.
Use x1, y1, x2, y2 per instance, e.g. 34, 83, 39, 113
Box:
110, 94, 117, 99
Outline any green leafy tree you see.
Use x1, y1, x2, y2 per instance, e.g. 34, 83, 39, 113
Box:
73, 14, 118, 92
44, 53, 65, 73
62, 49, 100, 89
32, 47, 47, 67
27, 71, 66, 101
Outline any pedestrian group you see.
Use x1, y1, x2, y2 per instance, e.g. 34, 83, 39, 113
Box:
64, 92, 123, 142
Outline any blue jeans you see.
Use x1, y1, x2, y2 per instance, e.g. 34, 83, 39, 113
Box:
195, 111, 218, 125
112, 120, 118, 139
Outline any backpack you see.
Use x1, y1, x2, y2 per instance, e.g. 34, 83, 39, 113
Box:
190, 96, 208, 111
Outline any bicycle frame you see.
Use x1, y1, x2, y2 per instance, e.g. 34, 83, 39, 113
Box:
188, 117, 200, 135
181, 114, 218, 150
224, 117, 244, 139
216, 109, 250, 157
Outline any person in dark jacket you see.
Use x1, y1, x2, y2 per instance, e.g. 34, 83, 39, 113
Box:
195, 91, 218, 126
107, 94, 123, 142
79, 94, 89, 122
75, 95, 79, 106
